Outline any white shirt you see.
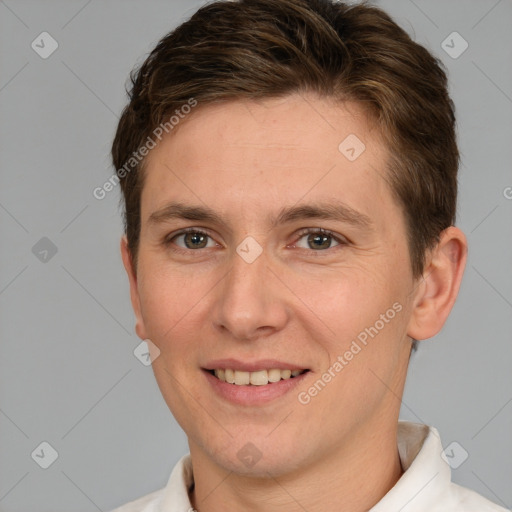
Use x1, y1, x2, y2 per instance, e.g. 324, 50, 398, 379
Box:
110, 421, 509, 512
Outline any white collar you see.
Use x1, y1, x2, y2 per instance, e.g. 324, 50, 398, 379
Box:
156, 421, 455, 511
369, 422, 451, 511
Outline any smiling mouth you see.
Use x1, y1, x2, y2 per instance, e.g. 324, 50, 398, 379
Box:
207, 368, 309, 386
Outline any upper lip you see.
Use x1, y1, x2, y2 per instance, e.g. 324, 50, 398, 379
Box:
203, 359, 309, 372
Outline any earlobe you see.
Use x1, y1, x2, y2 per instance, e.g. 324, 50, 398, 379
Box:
120, 236, 147, 340
407, 227, 467, 341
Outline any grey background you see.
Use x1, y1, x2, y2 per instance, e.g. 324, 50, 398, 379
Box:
0, 0, 511, 511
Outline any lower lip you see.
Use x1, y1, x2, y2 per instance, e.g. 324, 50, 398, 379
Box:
202, 369, 310, 406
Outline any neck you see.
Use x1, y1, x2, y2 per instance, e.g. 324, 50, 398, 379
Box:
189, 421, 403, 512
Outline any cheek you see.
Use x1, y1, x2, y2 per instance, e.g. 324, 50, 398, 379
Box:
304, 268, 409, 400
137, 262, 205, 348
307, 269, 399, 335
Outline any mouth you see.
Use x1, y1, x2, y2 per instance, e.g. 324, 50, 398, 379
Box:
206, 368, 310, 386
201, 359, 311, 405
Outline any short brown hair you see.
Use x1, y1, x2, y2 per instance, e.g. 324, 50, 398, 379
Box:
111, 0, 458, 277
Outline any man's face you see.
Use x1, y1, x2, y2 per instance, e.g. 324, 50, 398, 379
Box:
125, 94, 418, 476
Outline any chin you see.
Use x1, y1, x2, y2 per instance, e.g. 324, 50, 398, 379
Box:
202, 433, 309, 479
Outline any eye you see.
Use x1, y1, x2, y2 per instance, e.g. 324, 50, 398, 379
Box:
166, 228, 218, 251
293, 228, 345, 251
164, 227, 346, 254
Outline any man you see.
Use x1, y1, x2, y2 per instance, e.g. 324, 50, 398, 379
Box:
110, 0, 508, 510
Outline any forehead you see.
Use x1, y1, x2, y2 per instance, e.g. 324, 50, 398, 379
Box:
141, 94, 397, 227
150, 95, 380, 168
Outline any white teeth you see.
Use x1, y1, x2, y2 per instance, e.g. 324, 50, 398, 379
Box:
250, 370, 268, 386
281, 369, 291, 380
212, 368, 305, 385
267, 368, 281, 382
234, 370, 250, 385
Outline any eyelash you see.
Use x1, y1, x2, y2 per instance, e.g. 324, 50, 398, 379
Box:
164, 227, 347, 256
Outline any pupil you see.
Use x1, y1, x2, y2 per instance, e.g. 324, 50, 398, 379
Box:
309, 233, 330, 250
185, 232, 207, 249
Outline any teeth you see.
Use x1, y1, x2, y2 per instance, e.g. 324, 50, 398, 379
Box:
281, 369, 291, 380
224, 368, 235, 384
250, 370, 268, 386
267, 368, 281, 383
213, 368, 305, 385
234, 370, 250, 385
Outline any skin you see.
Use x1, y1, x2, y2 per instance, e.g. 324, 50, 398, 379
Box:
121, 94, 467, 512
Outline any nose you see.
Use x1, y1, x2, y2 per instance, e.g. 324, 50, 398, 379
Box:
211, 244, 290, 342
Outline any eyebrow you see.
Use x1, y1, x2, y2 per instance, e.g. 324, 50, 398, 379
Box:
147, 201, 373, 231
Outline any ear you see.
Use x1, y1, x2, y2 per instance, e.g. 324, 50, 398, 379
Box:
120, 236, 148, 340
407, 226, 467, 341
